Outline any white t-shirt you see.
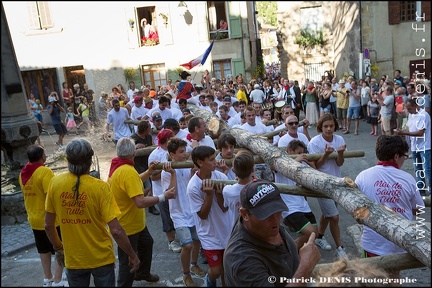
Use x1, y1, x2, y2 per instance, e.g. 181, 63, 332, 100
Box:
174, 129, 189, 141
131, 106, 150, 132
240, 122, 268, 134
249, 89, 265, 104
221, 183, 245, 231
187, 170, 231, 250
406, 109, 431, 152
307, 134, 346, 177
169, 107, 183, 121
146, 107, 173, 124
106, 107, 132, 140
215, 153, 236, 180
127, 88, 139, 99
185, 135, 216, 153
355, 165, 424, 255
274, 169, 312, 218
278, 132, 309, 148
273, 123, 305, 146
162, 167, 194, 228
148, 147, 169, 196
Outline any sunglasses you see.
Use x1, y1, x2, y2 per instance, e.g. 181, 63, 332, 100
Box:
287, 121, 299, 126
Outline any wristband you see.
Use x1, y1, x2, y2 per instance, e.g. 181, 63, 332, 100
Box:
158, 193, 165, 203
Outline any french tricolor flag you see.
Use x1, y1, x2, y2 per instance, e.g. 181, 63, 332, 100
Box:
180, 37, 216, 70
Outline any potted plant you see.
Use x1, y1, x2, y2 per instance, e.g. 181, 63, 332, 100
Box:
159, 13, 168, 28
128, 19, 135, 31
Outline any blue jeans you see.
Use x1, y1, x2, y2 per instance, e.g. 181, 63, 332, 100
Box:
412, 149, 431, 195
66, 263, 115, 287
117, 227, 154, 286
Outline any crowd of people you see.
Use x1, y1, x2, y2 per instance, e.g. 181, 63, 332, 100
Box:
22, 68, 430, 287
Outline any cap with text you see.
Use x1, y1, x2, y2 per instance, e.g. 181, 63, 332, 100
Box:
240, 179, 288, 220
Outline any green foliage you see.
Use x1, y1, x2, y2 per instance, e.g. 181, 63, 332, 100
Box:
294, 29, 327, 49
256, 2, 278, 27
124, 67, 137, 82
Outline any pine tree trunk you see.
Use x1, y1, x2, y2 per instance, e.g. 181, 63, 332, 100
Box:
187, 104, 431, 268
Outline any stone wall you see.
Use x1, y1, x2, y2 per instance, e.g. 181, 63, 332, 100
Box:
1, 192, 27, 225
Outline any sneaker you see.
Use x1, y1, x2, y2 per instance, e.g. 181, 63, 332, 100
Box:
183, 274, 197, 287
43, 277, 54, 287
315, 236, 332, 251
134, 273, 159, 282
336, 246, 348, 260
168, 240, 182, 253
190, 265, 206, 277
52, 280, 69, 287
205, 274, 217, 287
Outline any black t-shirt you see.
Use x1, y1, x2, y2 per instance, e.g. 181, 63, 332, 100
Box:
130, 133, 153, 173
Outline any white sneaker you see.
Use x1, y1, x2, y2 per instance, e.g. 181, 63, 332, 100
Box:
315, 236, 332, 251
168, 240, 182, 253
43, 277, 54, 287
52, 280, 69, 287
336, 246, 348, 260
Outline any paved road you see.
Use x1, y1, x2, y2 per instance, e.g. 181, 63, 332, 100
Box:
1, 115, 431, 286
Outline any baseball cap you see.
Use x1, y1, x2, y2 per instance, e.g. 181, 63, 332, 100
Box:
153, 114, 162, 121
149, 90, 157, 98
223, 96, 231, 102
395, 80, 402, 86
133, 96, 142, 103
240, 179, 288, 221
162, 118, 179, 129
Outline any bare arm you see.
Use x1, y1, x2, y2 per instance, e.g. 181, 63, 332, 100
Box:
108, 218, 140, 273
196, 179, 214, 220
45, 212, 62, 251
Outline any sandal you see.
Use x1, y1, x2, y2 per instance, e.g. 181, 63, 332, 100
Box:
343, 130, 350, 134
354, 131, 359, 135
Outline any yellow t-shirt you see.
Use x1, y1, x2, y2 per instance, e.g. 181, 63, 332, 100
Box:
236, 90, 248, 104
19, 166, 54, 230
45, 172, 120, 269
108, 164, 146, 236
336, 88, 349, 109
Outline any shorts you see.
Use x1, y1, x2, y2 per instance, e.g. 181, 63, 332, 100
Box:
202, 249, 224, 268
33, 226, 61, 254
82, 116, 91, 123
53, 123, 67, 136
34, 114, 43, 122
347, 106, 361, 119
336, 108, 347, 120
317, 198, 339, 218
175, 226, 199, 246
381, 116, 391, 132
320, 104, 331, 113
157, 200, 175, 233
284, 212, 317, 233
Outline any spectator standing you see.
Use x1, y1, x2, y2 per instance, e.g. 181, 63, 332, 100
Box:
105, 99, 132, 144
47, 98, 67, 147
45, 139, 140, 287
344, 80, 361, 135
367, 93, 381, 136
377, 85, 395, 136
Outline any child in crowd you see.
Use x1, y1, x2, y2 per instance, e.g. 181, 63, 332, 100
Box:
367, 93, 381, 136
65, 106, 79, 135
215, 133, 237, 180
162, 138, 206, 287
274, 140, 318, 247
307, 114, 348, 260
179, 116, 188, 131
217, 149, 255, 231
187, 146, 230, 287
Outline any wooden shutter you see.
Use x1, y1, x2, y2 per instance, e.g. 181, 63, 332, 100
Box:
388, 2, 401, 25
38, 2, 53, 29
27, 2, 40, 30
228, 2, 242, 39
421, 1, 431, 22
232, 58, 245, 77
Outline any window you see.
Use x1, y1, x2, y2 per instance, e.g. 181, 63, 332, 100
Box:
141, 64, 166, 89
213, 60, 232, 79
27, 2, 53, 30
136, 6, 159, 47
400, 1, 416, 22
208, 1, 228, 40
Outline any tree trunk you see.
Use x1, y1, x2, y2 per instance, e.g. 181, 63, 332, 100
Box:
187, 104, 432, 268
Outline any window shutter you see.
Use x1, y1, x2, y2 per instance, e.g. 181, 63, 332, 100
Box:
232, 58, 245, 77
421, 1, 431, 22
38, 2, 53, 29
229, 16, 242, 38
388, 2, 401, 25
27, 2, 40, 30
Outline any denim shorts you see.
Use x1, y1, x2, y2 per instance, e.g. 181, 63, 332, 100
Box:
175, 226, 199, 246
347, 106, 361, 119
